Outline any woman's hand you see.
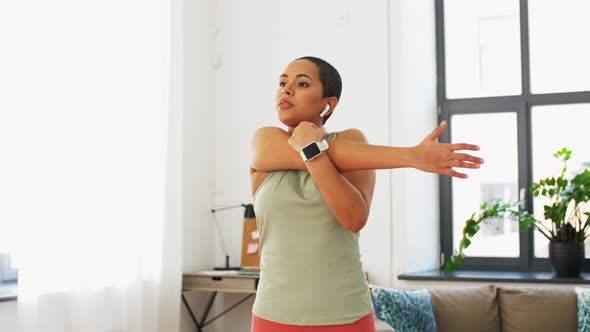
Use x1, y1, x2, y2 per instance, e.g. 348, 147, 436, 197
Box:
413, 121, 484, 179
288, 121, 326, 152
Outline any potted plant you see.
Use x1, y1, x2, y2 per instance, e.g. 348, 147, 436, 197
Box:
445, 148, 590, 277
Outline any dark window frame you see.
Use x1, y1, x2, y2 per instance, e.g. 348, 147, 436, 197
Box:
436, 0, 590, 272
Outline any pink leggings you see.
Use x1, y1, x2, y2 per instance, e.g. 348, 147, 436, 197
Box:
251, 313, 376, 332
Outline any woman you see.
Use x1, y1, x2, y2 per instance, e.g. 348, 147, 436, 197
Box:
250, 56, 483, 332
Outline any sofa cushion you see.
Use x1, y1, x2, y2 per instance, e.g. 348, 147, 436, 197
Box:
429, 285, 501, 332
498, 287, 576, 332
371, 287, 436, 332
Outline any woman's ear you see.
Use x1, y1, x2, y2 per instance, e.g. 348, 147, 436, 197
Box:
320, 97, 338, 118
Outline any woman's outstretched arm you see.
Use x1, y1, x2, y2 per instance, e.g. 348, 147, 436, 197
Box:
251, 121, 483, 179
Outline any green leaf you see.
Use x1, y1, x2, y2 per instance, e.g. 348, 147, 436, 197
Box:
466, 226, 478, 237
457, 258, 465, 268
445, 260, 456, 272
460, 238, 472, 249
483, 209, 496, 218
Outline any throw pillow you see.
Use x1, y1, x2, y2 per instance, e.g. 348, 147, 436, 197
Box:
576, 287, 590, 332
371, 286, 437, 332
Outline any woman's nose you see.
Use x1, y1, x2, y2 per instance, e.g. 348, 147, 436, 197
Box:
281, 85, 293, 96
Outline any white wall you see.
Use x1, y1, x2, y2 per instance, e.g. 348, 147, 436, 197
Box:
389, 0, 440, 284
178, 0, 223, 331
196, 0, 435, 331
212, 0, 393, 285
181, 0, 215, 276
197, 1, 394, 331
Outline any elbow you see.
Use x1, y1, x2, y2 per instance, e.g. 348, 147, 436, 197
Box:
349, 226, 362, 233
251, 150, 267, 172
346, 215, 368, 233
251, 158, 261, 171
341, 206, 369, 233
251, 158, 269, 172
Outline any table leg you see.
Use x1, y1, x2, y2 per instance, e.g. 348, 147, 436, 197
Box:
182, 291, 254, 331
182, 291, 217, 332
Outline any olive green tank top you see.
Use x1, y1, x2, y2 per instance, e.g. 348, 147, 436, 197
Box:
252, 132, 373, 326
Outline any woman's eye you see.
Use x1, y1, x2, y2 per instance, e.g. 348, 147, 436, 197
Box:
298, 82, 308, 87
279, 82, 286, 87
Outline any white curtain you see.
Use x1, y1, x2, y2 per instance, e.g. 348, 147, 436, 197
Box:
0, 0, 183, 331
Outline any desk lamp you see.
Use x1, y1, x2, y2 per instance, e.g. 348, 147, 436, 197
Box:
210, 203, 251, 270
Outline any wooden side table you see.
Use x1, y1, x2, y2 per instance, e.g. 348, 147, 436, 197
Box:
182, 271, 259, 332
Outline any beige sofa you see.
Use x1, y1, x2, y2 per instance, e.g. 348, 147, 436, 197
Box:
372, 284, 579, 332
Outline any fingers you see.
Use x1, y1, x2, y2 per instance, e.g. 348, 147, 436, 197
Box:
423, 121, 447, 142
450, 170, 468, 179
451, 152, 485, 165
443, 154, 482, 178
450, 143, 480, 152
448, 160, 481, 169
443, 155, 482, 179
441, 168, 468, 179
437, 138, 483, 179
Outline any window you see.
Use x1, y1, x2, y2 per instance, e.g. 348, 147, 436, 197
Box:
0, 252, 18, 300
0, 253, 18, 282
438, 0, 590, 271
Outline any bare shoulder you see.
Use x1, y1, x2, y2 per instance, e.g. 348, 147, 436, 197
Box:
251, 126, 289, 154
334, 128, 369, 143
252, 126, 288, 139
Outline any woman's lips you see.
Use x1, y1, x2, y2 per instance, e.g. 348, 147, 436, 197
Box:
278, 101, 294, 109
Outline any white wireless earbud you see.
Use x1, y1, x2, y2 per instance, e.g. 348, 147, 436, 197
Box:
320, 105, 330, 117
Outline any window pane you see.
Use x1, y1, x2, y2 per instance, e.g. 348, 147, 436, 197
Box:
452, 113, 519, 257
445, 0, 521, 98
0, 253, 18, 282
531, 104, 590, 257
529, 0, 590, 94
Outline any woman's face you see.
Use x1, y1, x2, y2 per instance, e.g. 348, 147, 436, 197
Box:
276, 59, 327, 128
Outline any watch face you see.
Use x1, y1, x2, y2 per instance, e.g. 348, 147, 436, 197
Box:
302, 142, 321, 160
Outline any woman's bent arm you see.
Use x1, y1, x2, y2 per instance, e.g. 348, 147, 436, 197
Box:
304, 129, 376, 233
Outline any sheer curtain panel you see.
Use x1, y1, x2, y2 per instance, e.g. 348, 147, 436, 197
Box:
0, 0, 183, 331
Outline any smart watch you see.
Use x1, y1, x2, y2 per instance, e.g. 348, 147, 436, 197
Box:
300, 139, 329, 162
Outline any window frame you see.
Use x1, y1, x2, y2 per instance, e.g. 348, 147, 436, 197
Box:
436, 0, 590, 272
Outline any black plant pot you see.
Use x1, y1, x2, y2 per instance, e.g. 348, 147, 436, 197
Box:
549, 241, 585, 278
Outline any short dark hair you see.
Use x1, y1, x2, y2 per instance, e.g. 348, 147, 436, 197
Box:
295, 56, 342, 125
